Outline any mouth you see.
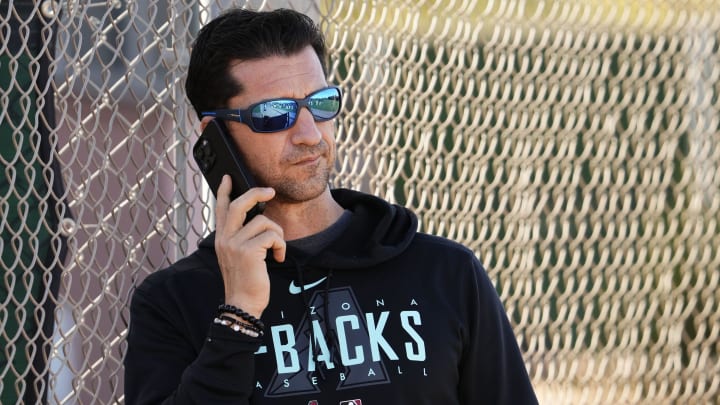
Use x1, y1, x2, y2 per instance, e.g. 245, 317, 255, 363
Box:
292, 155, 322, 165
287, 143, 330, 166
292, 153, 323, 165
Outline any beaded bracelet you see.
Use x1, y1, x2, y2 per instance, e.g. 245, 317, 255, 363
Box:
213, 317, 263, 338
217, 304, 265, 331
217, 315, 263, 335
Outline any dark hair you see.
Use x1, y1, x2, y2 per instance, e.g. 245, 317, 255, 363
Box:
185, 8, 328, 119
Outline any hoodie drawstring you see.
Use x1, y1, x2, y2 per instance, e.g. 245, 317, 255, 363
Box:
294, 261, 317, 372
294, 261, 338, 381
322, 268, 337, 367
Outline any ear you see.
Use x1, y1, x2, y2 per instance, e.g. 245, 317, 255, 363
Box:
199, 116, 214, 132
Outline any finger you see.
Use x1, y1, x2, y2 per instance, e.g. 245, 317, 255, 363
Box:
247, 229, 286, 263
215, 175, 232, 235
219, 225, 284, 269
231, 214, 283, 242
273, 239, 286, 263
224, 187, 275, 232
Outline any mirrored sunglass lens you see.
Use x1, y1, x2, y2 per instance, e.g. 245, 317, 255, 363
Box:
308, 88, 341, 120
251, 100, 298, 131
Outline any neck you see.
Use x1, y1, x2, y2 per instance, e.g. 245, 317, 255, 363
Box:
263, 188, 344, 241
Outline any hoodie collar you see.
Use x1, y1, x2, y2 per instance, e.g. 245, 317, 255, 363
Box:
199, 188, 418, 269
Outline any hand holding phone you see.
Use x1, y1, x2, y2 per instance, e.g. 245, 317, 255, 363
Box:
195, 120, 284, 318
193, 119, 265, 221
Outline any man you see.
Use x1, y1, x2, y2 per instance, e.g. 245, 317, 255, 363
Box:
124, 8, 537, 404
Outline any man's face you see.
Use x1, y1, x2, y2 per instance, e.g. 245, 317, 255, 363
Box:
220, 46, 336, 204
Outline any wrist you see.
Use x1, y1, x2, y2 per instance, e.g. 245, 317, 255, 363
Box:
224, 295, 265, 318
213, 315, 263, 338
217, 303, 265, 336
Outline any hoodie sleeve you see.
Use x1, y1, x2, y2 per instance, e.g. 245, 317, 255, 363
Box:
124, 276, 262, 405
458, 257, 538, 405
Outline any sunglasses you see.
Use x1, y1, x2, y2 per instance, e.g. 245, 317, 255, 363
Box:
201, 86, 342, 133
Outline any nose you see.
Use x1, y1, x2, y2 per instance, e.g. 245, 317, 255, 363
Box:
289, 107, 322, 145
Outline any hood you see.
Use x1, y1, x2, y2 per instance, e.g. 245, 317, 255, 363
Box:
198, 188, 417, 270
310, 188, 417, 269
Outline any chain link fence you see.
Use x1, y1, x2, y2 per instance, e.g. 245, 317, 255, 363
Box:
1, 0, 718, 403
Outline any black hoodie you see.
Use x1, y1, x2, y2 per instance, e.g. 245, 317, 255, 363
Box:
124, 189, 537, 404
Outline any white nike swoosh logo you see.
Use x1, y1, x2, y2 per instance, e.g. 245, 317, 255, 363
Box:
289, 277, 328, 295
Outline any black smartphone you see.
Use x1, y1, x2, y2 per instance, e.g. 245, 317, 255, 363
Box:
193, 119, 265, 220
